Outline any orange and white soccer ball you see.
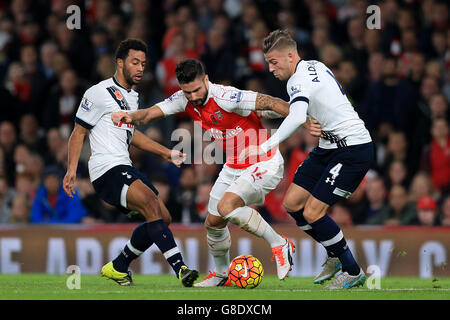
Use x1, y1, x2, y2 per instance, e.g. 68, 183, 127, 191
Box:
228, 254, 264, 289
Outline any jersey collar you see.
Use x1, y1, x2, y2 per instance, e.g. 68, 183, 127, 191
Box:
295, 59, 302, 73
113, 76, 132, 93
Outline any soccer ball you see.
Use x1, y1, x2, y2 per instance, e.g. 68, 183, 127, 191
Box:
228, 254, 264, 289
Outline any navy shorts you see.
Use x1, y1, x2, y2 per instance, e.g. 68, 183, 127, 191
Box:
92, 165, 159, 213
292, 142, 374, 206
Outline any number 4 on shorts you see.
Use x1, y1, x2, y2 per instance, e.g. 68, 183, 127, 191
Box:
329, 163, 342, 179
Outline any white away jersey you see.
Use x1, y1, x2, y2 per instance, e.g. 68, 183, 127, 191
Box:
288, 60, 372, 148
75, 77, 138, 182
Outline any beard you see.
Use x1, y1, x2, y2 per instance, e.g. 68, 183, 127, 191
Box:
189, 96, 207, 106
123, 64, 140, 86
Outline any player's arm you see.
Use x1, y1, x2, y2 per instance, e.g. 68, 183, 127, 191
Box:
255, 93, 321, 136
63, 123, 89, 198
238, 99, 309, 162
111, 105, 165, 127
259, 99, 309, 152
131, 129, 186, 167
254, 93, 290, 118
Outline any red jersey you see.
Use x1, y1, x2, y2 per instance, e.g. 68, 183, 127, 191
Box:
157, 82, 277, 169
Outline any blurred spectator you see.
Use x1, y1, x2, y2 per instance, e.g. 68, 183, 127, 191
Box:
367, 184, 417, 226
17, 113, 46, 155
353, 176, 388, 224
411, 195, 441, 226
30, 166, 87, 224
43, 68, 84, 137
246, 20, 269, 73
428, 93, 449, 120
385, 159, 409, 190
9, 193, 29, 223
156, 32, 195, 98
420, 117, 450, 194
381, 130, 410, 174
0, 175, 15, 223
440, 195, 450, 226
201, 27, 236, 83
360, 55, 415, 133
4, 61, 31, 105
409, 172, 434, 203
44, 127, 64, 166
13, 143, 30, 174
337, 59, 365, 105
343, 16, 367, 77
14, 171, 35, 200
329, 202, 353, 227
0, 121, 17, 185
171, 166, 204, 224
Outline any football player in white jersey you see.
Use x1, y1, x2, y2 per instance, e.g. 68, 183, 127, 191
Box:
63, 39, 199, 287
240, 30, 374, 289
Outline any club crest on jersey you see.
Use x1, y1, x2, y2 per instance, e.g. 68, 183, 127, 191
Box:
210, 110, 223, 124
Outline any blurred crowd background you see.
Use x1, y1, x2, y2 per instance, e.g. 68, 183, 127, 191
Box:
0, 0, 449, 227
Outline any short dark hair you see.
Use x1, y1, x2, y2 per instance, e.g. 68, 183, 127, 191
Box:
263, 29, 297, 54
115, 39, 147, 60
175, 59, 206, 84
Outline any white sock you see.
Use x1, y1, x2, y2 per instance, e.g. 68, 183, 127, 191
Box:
224, 206, 284, 248
206, 225, 231, 276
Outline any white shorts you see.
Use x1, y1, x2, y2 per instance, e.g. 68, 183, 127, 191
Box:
208, 150, 284, 217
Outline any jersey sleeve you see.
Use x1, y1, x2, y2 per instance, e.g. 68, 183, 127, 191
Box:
287, 73, 311, 106
213, 85, 257, 113
74, 87, 106, 130
155, 90, 187, 116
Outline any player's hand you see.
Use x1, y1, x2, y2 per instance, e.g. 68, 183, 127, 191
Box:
304, 117, 323, 138
166, 149, 186, 168
111, 111, 132, 126
238, 145, 265, 163
63, 170, 76, 198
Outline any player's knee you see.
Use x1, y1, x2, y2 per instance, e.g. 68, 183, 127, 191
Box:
282, 198, 303, 213
303, 200, 327, 223
217, 198, 237, 217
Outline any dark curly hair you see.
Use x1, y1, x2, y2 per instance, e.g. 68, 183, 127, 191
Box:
115, 38, 147, 60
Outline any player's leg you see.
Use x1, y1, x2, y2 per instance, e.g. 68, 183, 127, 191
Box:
217, 158, 295, 280
194, 171, 233, 287
111, 196, 169, 276
306, 143, 374, 289
284, 158, 342, 283
125, 179, 198, 285
194, 213, 233, 287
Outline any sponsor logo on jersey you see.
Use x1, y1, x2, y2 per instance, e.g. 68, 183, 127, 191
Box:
208, 126, 243, 139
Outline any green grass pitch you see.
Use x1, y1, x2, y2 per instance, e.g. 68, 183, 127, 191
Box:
1, 274, 449, 300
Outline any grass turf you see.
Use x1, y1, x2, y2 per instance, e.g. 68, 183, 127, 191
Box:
0, 274, 449, 300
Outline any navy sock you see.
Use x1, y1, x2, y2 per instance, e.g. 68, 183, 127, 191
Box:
288, 209, 336, 258
310, 215, 359, 275
145, 219, 185, 277
113, 222, 154, 273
